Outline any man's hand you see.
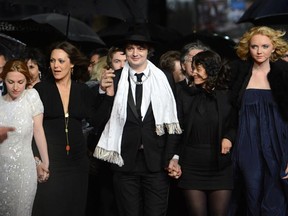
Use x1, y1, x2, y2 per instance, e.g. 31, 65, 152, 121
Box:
100, 68, 115, 96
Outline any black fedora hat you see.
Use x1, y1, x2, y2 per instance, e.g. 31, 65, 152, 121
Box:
115, 23, 156, 47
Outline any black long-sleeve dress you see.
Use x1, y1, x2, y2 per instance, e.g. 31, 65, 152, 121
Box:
176, 86, 236, 190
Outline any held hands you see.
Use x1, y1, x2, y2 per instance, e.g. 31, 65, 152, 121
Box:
221, 138, 232, 155
35, 157, 50, 183
167, 159, 182, 179
100, 68, 115, 96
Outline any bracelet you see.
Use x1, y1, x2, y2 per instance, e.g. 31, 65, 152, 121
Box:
35, 158, 42, 166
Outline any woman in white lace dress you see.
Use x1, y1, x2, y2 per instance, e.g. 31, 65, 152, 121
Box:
0, 60, 49, 216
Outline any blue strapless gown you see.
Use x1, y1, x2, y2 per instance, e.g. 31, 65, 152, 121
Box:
233, 89, 288, 216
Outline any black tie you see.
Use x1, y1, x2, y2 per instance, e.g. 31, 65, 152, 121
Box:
135, 73, 144, 118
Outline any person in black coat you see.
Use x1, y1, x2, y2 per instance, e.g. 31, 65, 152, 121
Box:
168, 50, 237, 216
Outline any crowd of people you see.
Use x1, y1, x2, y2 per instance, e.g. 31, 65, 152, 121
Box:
0, 25, 288, 216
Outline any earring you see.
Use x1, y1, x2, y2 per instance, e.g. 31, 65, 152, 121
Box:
71, 67, 74, 75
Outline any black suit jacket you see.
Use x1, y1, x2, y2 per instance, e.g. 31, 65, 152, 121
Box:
97, 68, 180, 172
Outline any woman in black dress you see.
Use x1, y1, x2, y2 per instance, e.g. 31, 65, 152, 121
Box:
32, 41, 108, 216
168, 50, 237, 216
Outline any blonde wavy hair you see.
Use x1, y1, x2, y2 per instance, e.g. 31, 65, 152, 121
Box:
90, 56, 108, 81
236, 26, 288, 62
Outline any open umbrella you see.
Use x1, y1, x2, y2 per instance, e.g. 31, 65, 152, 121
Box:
0, 33, 26, 59
0, 19, 65, 48
98, 22, 182, 47
23, 13, 105, 45
237, 0, 288, 24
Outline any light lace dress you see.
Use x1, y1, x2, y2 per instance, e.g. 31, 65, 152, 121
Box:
0, 89, 44, 216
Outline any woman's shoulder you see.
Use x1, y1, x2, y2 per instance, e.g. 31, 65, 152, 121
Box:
24, 89, 42, 105
25, 88, 40, 98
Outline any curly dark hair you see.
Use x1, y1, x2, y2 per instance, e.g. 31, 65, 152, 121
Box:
192, 50, 231, 93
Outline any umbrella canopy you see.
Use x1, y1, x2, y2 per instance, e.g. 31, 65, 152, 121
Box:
250, 13, 288, 25
1, 0, 131, 20
0, 33, 26, 59
23, 13, 105, 45
98, 22, 182, 47
0, 19, 64, 48
237, 0, 288, 24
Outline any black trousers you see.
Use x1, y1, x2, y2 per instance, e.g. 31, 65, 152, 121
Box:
113, 151, 170, 216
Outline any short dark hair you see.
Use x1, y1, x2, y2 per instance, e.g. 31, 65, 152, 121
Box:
159, 50, 180, 73
106, 46, 125, 68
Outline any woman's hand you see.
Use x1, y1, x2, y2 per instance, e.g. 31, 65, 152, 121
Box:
35, 158, 50, 183
167, 159, 182, 179
282, 164, 288, 180
221, 138, 232, 155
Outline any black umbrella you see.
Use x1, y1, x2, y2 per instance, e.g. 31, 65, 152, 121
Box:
251, 13, 288, 25
0, 19, 64, 48
98, 22, 182, 47
2, 0, 139, 21
23, 13, 105, 45
237, 0, 288, 24
0, 33, 26, 59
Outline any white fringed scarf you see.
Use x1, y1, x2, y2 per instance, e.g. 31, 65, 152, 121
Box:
93, 60, 182, 166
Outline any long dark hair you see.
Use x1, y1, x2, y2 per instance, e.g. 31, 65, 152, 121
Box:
48, 41, 89, 82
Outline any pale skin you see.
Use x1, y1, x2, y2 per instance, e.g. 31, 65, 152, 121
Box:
100, 44, 149, 96
0, 54, 6, 76
88, 54, 100, 74
111, 51, 127, 70
181, 49, 203, 79
100, 51, 126, 82
172, 60, 185, 83
4, 70, 49, 182
50, 49, 74, 114
168, 62, 232, 179
248, 34, 288, 179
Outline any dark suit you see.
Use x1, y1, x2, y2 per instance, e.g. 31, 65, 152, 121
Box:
97, 68, 180, 216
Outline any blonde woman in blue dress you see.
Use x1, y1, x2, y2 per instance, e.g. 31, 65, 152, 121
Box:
0, 60, 49, 216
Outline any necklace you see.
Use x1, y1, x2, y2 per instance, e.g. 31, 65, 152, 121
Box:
64, 112, 70, 155
129, 70, 151, 85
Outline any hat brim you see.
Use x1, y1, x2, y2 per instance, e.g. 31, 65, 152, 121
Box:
112, 34, 157, 47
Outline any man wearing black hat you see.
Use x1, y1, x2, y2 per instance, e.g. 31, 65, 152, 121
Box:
93, 26, 182, 216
